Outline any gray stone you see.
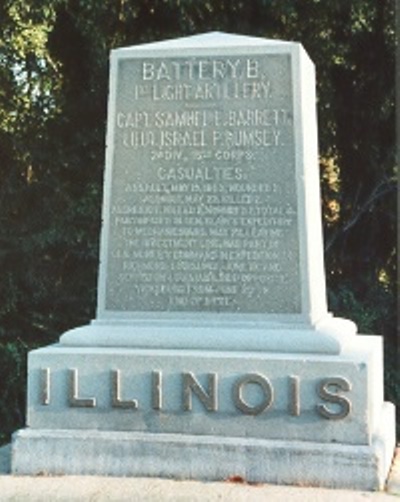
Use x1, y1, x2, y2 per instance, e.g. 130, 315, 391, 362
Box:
12, 404, 395, 489
11, 32, 396, 490
104, 47, 300, 316
3, 444, 400, 500
25, 337, 385, 445
60, 31, 356, 353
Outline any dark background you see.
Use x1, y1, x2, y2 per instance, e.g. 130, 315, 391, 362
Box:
0, 0, 397, 442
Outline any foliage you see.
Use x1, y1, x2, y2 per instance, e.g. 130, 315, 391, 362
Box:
0, 0, 397, 442
0, 340, 28, 444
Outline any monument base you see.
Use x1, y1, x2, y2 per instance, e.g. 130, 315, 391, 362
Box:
12, 403, 395, 490
11, 335, 396, 489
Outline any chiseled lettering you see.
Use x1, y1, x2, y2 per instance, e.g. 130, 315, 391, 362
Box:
246, 59, 259, 78
225, 59, 241, 78
288, 375, 300, 416
152, 370, 162, 410
182, 372, 218, 412
111, 369, 138, 409
68, 368, 96, 408
116, 111, 149, 128
316, 377, 352, 420
40, 367, 50, 405
142, 58, 258, 82
233, 373, 274, 415
142, 61, 155, 80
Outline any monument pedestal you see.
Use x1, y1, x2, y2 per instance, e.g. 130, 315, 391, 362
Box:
12, 336, 396, 489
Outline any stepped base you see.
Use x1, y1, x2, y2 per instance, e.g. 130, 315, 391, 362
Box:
11, 335, 396, 489
12, 404, 395, 490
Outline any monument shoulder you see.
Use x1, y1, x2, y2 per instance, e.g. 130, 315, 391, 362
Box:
59, 314, 356, 354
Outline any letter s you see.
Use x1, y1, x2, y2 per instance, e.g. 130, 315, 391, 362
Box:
316, 377, 352, 420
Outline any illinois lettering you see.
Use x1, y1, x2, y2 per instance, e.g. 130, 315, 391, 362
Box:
39, 368, 352, 420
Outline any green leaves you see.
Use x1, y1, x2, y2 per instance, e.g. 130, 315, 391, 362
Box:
0, 340, 28, 445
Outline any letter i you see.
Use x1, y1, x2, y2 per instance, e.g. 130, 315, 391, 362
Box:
289, 375, 300, 416
152, 370, 162, 410
40, 368, 50, 405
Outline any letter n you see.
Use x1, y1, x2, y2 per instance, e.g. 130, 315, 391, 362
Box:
182, 372, 218, 412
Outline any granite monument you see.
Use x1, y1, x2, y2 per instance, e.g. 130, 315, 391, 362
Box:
11, 32, 395, 490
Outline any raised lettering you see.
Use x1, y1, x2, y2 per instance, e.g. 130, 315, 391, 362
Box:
152, 370, 162, 410
289, 375, 300, 416
111, 369, 138, 409
40, 367, 50, 405
233, 373, 274, 415
68, 368, 96, 408
316, 377, 352, 420
182, 372, 218, 411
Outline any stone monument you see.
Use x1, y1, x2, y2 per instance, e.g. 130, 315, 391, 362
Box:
11, 32, 395, 490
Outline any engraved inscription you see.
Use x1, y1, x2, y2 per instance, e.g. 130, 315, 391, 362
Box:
105, 53, 300, 313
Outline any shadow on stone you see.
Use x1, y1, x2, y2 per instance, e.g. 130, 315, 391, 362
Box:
0, 445, 11, 474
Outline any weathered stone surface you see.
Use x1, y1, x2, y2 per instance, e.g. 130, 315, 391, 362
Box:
12, 401, 395, 489
104, 51, 300, 316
